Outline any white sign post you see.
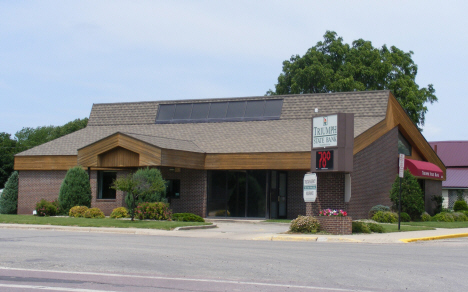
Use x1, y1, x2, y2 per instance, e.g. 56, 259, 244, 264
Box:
303, 173, 317, 202
398, 154, 405, 230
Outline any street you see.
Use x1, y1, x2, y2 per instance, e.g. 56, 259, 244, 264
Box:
0, 228, 467, 291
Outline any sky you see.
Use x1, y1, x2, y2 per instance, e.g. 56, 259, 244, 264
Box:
1, 0, 467, 142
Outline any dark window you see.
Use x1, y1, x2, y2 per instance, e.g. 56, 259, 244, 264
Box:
190, 103, 210, 120
166, 179, 180, 198
156, 104, 175, 121
173, 104, 192, 120
244, 100, 265, 118
226, 101, 246, 118
208, 102, 228, 119
398, 132, 412, 156
264, 99, 283, 117
98, 171, 116, 199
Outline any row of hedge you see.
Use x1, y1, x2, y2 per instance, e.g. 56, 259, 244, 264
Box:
370, 210, 468, 223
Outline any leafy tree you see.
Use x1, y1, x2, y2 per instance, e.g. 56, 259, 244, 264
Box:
0, 171, 18, 214
267, 31, 437, 128
58, 166, 92, 214
113, 168, 166, 221
389, 169, 425, 220
0, 133, 17, 187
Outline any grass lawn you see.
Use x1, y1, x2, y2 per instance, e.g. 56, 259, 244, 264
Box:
264, 219, 292, 223
402, 221, 468, 229
0, 215, 211, 230
379, 224, 435, 233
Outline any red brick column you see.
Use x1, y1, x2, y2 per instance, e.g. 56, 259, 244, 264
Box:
317, 216, 352, 235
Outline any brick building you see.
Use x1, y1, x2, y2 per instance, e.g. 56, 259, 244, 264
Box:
14, 91, 445, 219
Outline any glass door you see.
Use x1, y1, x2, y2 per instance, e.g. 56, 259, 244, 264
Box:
269, 171, 287, 219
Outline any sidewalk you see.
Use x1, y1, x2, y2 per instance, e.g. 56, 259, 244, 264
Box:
1, 219, 468, 244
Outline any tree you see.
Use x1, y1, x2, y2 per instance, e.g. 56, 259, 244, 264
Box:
267, 31, 437, 128
389, 170, 425, 220
113, 168, 166, 221
58, 166, 92, 214
0, 171, 18, 214
0, 133, 16, 187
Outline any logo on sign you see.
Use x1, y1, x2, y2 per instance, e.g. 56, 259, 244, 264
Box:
323, 116, 328, 126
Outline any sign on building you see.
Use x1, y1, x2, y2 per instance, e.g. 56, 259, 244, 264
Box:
303, 173, 317, 202
313, 115, 338, 148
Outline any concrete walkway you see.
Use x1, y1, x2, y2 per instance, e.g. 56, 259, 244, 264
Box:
1, 219, 468, 244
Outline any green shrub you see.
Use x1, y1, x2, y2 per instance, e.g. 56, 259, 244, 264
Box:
69, 206, 89, 217
123, 168, 167, 208
35, 199, 57, 216
400, 212, 411, 222
390, 170, 424, 220
352, 221, 371, 233
289, 215, 320, 233
453, 200, 468, 212
421, 212, 431, 222
431, 195, 443, 214
0, 171, 18, 214
110, 207, 128, 219
432, 212, 454, 222
172, 213, 205, 222
452, 212, 468, 222
367, 223, 385, 233
368, 205, 390, 219
58, 166, 91, 214
84, 207, 105, 219
135, 202, 172, 220
372, 211, 398, 223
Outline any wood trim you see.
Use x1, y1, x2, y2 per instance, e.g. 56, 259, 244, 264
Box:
14, 155, 77, 170
161, 149, 205, 169
205, 152, 311, 170
98, 147, 139, 167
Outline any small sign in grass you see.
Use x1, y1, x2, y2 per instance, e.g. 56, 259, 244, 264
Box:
0, 215, 211, 230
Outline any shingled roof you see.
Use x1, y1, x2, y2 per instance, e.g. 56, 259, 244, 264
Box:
17, 90, 390, 156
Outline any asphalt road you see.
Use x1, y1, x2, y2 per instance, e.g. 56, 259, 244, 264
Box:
0, 229, 467, 291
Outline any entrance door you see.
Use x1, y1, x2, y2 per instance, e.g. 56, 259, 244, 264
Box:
269, 171, 287, 219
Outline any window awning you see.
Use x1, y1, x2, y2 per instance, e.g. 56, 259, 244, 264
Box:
405, 158, 444, 180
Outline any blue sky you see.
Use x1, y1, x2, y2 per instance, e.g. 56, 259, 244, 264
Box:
1, 0, 467, 142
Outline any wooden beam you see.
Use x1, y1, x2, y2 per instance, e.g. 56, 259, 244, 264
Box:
14, 155, 77, 170
205, 152, 311, 170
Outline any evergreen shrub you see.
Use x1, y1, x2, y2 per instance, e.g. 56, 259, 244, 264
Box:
421, 212, 431, 222
372, 211, 398, 223
400, 212, 411, 222
367, 223, 384, 233
352, 222, 371, 233
432, 212, 454, 222
110, 207, 128, 219
135, 202, 172, 220
368, 205, 390, 219
172, 213, 205, 222
58, 166, 91, 214
289, 215, 320, 233
84, 208, 105, 218
124, 168, 167, 208
69, 206, 89, 217
453, 200, 468, 212
35, 199, 57, 216
0, 171, 18, 214
452, 212, 468, 222
431, 195, 443, 214
389, 170, 424, 220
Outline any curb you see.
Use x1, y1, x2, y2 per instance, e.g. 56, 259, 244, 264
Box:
400, 233, 468, 243
174, 224, 217, 231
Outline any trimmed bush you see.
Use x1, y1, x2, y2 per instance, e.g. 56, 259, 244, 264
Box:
390, 170, 424, 220
368, 205, 390, 219
372, 211, 398, 223
172, 213, 205, 222
35, 199, 57, 216
432, 212, 454, 222
69, 206, 89, 217
59, 166, 91, 214
110, 207, 129, 219
289, 215, 320, 233
421, 212, 431, 222
135, 202, 172, 220
367, 223, 385, 233
0, 171, 18, 214
453, 200, 468, 212
452, 212, 468, 222
84, 208, 105, 219
352, 222, 371, 233
400, 212, 411, 222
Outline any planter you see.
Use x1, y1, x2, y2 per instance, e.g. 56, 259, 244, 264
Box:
317, 216, 352, 235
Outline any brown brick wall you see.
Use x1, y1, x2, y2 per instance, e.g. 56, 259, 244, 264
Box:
424, 179, 442, 215
90, 170, 131, 216
349, 127, 398, 219
287, 170, 307, 219
317, 216, 352, 235
160, 167, 207, 217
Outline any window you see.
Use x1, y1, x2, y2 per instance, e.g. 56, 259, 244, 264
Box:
155, 99, 283, 124
166, 179, 180, 199
398, 132, 412, 156
98, 171, 116, 199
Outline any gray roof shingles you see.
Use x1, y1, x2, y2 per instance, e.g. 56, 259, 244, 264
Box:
17, 91, 390, 156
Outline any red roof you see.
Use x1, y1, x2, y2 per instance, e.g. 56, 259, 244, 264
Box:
405, 158, 444, 180
443, 168, 468, 188
429, 141, 468, 167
